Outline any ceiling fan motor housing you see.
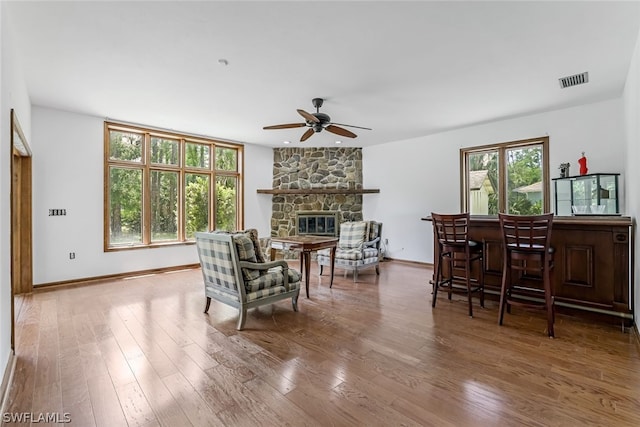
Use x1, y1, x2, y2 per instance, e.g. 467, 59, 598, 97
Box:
310, 112, 331, 132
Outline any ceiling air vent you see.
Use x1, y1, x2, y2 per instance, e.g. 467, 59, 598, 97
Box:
559, 72, 589, 89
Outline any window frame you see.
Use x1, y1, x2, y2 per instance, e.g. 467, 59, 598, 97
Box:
104, 121, 244, 251
459, 136, 550, 215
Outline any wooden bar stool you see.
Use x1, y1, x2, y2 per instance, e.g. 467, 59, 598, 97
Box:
431, 212, 484, 317
498, 213, 555, 337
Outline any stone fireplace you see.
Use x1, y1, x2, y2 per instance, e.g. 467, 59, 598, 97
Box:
270, 147, 364, 238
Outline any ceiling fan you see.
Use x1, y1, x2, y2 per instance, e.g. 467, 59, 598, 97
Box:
263, 98, 372, 142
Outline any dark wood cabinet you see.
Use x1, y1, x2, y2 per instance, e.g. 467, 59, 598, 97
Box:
426, 216, 633, 321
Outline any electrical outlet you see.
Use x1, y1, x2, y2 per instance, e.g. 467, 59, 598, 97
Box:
69, 252, 75, 260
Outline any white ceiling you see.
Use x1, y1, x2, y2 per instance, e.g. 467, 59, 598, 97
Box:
5, 1, 640, 147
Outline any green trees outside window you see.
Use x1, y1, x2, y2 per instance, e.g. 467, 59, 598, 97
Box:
185, 142, 210, 168
151, 137, 179, 165
462, 137, 549, 215
109, 131, 142, 162
109, 167, 142, 244
150, 170, 178, 241
105, 123, 243, 250
185, 173, 210, 240
505, 146, 544, 215
216, 176, 237, 231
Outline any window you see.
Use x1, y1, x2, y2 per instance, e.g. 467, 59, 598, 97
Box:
105, 122, 243, 250
460, 137, 549, 215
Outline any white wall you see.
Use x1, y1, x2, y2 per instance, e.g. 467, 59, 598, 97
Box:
31, 107, 273, 285
243, 143, 273, 237
1, 1, 32, 386
363, 98, 626, 264
623, 26, 640, 328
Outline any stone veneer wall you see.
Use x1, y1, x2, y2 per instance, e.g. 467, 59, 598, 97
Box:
271, 147, 363, 238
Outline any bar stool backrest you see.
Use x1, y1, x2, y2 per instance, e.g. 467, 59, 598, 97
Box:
499, 213, 553, 253
431, 212, 471, 247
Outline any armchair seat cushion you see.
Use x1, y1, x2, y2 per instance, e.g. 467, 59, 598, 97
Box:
363, 247, 380, 259
245, 269, 302, 293
318, 247, 380, 261
246, 282, 300, 302
335, 248, 364, 260
334, 256, 380, 268
269, 267, 301, 284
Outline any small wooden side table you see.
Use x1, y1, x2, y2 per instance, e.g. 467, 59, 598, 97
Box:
270, 235, 338, 298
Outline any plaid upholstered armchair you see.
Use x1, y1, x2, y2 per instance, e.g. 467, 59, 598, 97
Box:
317, 220, 383, 283
195, 230, 301, 330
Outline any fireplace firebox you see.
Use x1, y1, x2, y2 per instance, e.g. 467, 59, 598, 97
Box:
295, 211, 339, 237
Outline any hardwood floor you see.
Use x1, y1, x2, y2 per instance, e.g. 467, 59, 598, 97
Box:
4, 260, 640, 426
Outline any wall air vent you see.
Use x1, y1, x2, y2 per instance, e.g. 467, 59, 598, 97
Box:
559, 72, 589, 89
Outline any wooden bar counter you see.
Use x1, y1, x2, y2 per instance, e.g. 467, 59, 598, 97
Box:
424, 215, 634, 322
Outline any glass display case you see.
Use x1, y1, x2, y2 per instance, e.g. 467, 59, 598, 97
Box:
553, 173, 620, 216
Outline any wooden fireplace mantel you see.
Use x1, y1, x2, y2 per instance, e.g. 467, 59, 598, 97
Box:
257, 188, 380, 195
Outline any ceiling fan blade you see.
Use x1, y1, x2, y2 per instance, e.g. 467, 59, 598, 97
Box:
297, 109, 319, 123
300, 128, 315, 142
330, 122, 372, 130
263, 123, 306, 130
325, 125, 357, 138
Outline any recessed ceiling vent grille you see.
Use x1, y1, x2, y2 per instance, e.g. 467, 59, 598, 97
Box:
559, 72, 589, 89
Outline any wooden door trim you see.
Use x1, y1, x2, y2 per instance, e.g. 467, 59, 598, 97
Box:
10, 109, 33, 352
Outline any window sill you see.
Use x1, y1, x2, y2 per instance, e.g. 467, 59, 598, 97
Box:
105, 240, 196, 252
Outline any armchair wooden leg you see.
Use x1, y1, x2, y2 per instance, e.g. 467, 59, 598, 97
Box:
375, 265, 380, 275
319, 265, 324, 276
204, 297, 211, 314
237, 307, 248, 331
292, 293, 299, 312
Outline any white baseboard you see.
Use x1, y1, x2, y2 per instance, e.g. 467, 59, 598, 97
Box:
0, 350, 16, 414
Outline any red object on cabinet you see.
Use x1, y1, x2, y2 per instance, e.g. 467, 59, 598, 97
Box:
578, 152, 588, 175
